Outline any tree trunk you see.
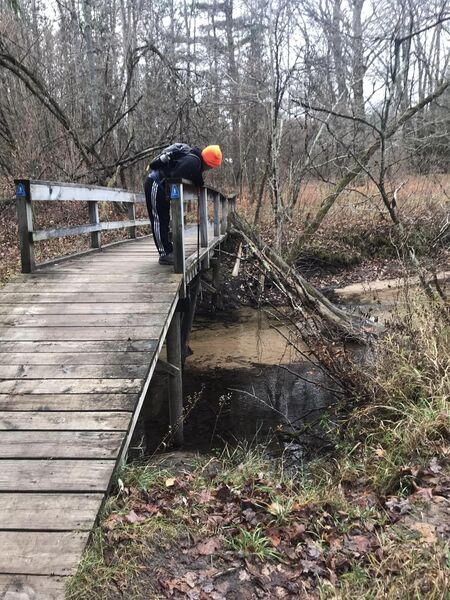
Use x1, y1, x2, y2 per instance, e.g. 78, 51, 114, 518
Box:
288, 79, 450, 261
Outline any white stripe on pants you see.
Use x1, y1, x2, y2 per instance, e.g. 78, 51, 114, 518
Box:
151, 180, 165, 255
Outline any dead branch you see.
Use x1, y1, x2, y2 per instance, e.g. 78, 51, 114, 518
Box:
0, 45, 100, 168
232, 243, 243, 277
230, 212, 382, 341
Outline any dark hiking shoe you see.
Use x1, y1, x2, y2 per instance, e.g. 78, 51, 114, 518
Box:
159, 253, 174, 266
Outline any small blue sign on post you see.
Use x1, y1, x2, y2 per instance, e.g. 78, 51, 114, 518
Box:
170, 184, 180, 200
16, 183, 26, 197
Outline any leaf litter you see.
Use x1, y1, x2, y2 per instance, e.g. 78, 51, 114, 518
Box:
69, 454, 450, 599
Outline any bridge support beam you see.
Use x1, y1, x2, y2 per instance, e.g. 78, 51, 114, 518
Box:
166, 312, 184, 446
181, 275, 201, 363
211, 253, 223, 309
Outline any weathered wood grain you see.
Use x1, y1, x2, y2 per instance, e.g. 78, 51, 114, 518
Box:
0, 364, 148, 379
0, 313, 167, 328
16, 190, 36, 273
3, 282, 181, 293
83, 246, 157, 253
33, 219, 150, 242
43, 256, 161, 264
0, 531, 89, 574
14, 271, 176, 282
30, 180, 145, 204
0, 378, 142, 394
88, 199, 101, 249
0, 574, 67, 600
0, 393, 137, 411
0, 351, 152, 365
44, 252, 161, 260
0, 411, 130, 431
0, 326, 164, 341
0, 493, 102, 530
0, 340, 157, 352
0, 292, 176, 304
0, 459, 116, 492
0, 431, 123, 458
0, 303, 169, 315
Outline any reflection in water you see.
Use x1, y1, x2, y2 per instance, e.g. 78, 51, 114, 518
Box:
181, 308, 335, 450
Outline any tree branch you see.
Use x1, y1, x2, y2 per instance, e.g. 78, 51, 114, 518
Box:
0, 47, 101, 168
287, 79, 450, 261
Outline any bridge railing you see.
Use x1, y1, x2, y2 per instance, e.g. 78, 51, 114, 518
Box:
14, 178, 236, 275
14, 179, 149, 273
166, 179, 236, 282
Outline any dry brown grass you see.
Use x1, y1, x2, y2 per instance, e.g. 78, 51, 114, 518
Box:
241, 174, 450, 231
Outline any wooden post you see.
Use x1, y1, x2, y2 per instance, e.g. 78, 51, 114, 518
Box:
199, 187, 208, 248
181, 275, 201, 360
169, 180, 186, 297
211, 254, 223, 309
199, 187, 210, 269
88, 200, 101, 248
214, 192, 220, 238
15, 179, 35, 273
127, 202, 137, 239
168, 181, 186, 288
166, 311, 184, 446
229, 195, 237, 213
220, 195, 228, 235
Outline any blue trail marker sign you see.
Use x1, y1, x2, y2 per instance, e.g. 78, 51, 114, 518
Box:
16, 182, 26, 197
170, 184, 180, 200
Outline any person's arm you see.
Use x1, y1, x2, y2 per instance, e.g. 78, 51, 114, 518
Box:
170, 155, 204, 187
190, 168, 205, 187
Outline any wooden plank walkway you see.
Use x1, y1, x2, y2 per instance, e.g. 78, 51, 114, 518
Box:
0, 227, 223, 599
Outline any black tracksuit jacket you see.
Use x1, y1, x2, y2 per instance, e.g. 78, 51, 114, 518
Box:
144, 146, 205, 256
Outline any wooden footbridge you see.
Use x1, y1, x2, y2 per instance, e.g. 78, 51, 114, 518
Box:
0, 178, 235, 599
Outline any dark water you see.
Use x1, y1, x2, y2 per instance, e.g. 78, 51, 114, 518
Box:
183, 309, 337, 449
137, 308, 338, 455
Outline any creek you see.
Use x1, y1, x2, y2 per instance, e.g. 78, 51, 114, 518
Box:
180, 278, 424, 451
138, 276, 447, 456
180, 307, 334, 451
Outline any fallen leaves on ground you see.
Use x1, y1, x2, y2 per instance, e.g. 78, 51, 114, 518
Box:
95, 455, 449, 599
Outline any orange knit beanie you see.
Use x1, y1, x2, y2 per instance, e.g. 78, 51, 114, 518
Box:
201, 145, 222, 168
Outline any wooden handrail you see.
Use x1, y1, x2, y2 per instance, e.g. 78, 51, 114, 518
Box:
28, 180, 146, 203
14, 179, 149, 273
14, 178, 238, 275
165, 179, 236, 294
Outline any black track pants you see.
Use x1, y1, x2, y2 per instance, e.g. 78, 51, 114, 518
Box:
144, 176, 173, 257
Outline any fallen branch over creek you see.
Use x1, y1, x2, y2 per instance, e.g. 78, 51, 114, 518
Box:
230, 212, 382, 341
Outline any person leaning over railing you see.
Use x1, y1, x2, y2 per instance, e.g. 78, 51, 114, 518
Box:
144, 144, 222, 265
